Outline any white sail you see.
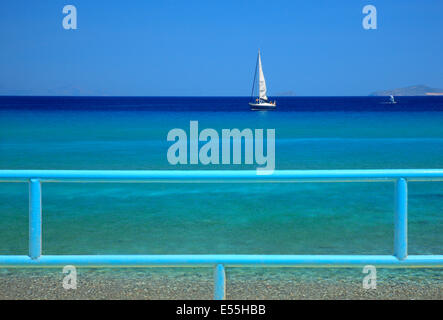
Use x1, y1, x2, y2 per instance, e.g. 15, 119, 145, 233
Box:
258, 51, 268, 101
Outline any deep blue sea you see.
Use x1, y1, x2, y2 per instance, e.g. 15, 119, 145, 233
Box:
0, 96, 442, 284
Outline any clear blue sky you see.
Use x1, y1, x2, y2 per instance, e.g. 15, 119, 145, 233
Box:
0, 0, 442, 96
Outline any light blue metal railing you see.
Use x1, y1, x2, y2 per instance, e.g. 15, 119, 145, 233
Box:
1, 169, 443, 300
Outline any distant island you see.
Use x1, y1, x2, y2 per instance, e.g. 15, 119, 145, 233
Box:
275, 90, 296, 96
370, 85, 443, 96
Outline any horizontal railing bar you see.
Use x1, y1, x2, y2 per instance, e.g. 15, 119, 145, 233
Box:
1, 255, 442, 268
0, 179, 407, 184
1, 169, 443, 182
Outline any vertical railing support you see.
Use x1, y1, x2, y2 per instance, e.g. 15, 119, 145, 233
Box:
29, 179, 42, 259
214, 264, 226, 300
394, 178, 407, 260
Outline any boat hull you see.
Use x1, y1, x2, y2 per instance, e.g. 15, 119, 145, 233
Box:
249, 102, 276, 110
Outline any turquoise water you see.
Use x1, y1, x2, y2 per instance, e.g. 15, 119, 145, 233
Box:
1, 106, 442, 258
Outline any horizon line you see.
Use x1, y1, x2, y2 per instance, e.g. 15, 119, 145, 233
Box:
0, 95, 439, 98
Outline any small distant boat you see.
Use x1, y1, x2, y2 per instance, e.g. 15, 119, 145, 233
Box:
388, 95, 397, 104
249, 50, 276, 110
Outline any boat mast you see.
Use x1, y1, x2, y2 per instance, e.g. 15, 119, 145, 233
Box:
250, 50, 259, 101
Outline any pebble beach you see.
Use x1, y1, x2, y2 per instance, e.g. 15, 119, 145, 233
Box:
1, 268, 441, 300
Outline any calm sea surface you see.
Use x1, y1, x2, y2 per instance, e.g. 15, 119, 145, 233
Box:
0, 96, 442, 282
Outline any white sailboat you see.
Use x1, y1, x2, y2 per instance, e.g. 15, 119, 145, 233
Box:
249, 50, 276, 110
389, 95, 397, 104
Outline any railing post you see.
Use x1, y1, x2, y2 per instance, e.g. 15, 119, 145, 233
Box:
214, 264, 226, 300
29, 179, 42, 259
394, 178, 407, 260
